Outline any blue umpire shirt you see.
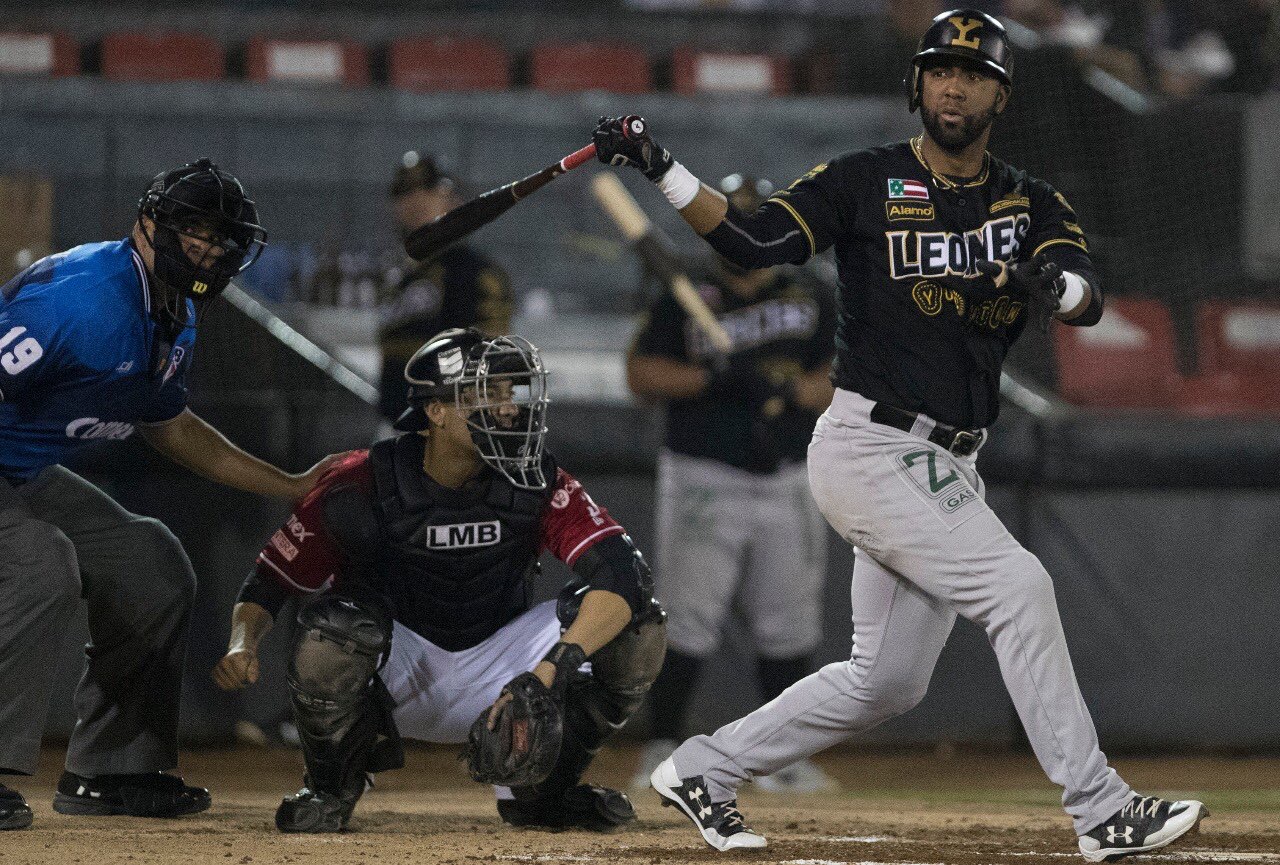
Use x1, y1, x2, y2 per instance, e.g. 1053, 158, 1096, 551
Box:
0, 239, 196, 482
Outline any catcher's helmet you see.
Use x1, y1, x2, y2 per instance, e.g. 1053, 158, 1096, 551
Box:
905, 9, 1013, 113
395, 329, 551, 490
138, 157, 267, 327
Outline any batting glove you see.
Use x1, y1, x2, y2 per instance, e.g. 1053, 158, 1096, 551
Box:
976, 255, 1065, 333
593, 116, 674, 182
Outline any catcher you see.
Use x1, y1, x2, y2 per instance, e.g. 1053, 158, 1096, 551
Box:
212, 328, 666, 833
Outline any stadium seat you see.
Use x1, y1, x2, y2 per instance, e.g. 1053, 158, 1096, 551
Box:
671, 47, 792, 96
530, 41, 651, 94
245, 37, 369, 86
0, 32, 79, 76
1052, 297, 1180, 409
101, 32, 224, 82
389, 36, 509, 91
1183, 301, 1280, 415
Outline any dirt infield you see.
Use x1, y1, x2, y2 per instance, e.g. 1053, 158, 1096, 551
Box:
4, 744, 1277, 865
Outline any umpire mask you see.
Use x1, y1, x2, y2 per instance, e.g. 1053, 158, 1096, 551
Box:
458, 335, 550, 491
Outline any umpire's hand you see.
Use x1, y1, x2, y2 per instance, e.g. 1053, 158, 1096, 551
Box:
212, 648, 260, 691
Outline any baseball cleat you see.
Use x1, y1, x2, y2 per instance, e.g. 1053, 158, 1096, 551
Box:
275, 787, 357, 833
650, 757, 766, 851
498, 784, 636, 832
53, 771, 210, 818
1078, 794, 1208, 862
0, 783, 33, 830
628, 738, 677, 791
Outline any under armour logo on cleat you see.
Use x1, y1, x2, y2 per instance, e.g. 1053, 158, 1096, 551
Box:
1107, 825, 1134, 844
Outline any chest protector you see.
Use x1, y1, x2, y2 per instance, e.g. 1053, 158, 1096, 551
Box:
368, 435, 554, 651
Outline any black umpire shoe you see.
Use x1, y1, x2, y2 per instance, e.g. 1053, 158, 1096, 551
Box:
497, 784, 636, 832
0, 783, 33, 830
650, 757, 766, 851
53, 771, 211, 818
1078, 794, 1208, 862
275, 787, 358, 833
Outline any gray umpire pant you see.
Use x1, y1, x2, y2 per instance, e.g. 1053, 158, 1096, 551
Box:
673, 389, 1133, 834
0, 465, 195, 776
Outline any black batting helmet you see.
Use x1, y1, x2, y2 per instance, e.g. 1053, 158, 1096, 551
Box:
390, 150, 455, 198
138, 157, 267, 327
905, 9, 1013, 113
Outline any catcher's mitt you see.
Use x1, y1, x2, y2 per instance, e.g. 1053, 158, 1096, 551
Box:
464, 643, 586, 786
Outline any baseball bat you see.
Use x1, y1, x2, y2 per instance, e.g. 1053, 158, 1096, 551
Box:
404, 143, 597, 261
590, 172, 733, 354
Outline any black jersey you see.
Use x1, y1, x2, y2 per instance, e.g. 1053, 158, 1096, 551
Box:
752, 138, 1096, 429
377, 244, 513, 422
631, 270, 836, 473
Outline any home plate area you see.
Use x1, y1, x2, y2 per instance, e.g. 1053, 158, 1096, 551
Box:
3, 745, 1276, 865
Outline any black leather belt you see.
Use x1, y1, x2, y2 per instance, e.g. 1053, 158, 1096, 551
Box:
868, 403, 985, 457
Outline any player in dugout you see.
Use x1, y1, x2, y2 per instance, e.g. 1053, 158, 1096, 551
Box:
378, 152, 513, 428
213, 328, 667, 834
626, 173, 839, 794
593, 8, 1207, 862
0, 159, 342, 830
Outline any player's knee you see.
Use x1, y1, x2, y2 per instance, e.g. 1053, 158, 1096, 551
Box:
663, 606, 723, 658
591, 604, 667, 696
289, 592, 392, 702
129, 517, 196, 605
1005, 550, 1057, 615
751, 612, 822, 659
18, 521, 81, 606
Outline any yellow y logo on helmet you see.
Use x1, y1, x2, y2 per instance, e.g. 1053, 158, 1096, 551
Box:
949, 17, 983, 50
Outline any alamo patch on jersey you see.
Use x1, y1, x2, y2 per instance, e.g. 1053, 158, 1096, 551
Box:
414, 520, 502, 550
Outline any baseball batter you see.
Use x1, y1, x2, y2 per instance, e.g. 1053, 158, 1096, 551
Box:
593, 9, 1208, 862
213, 329, 666, 833
0, 160, 339, 830
626, 174, 838, 794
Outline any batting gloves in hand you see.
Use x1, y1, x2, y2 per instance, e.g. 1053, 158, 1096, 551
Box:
976, 255, 1065, 333
593, 116, 674, 182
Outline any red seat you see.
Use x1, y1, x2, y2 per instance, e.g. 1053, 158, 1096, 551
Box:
389, 36, 509, 92
245, 37, 369, 86
0, 32, 79, 76
530, 41, 651, 94
1185, 301, 1280, 416
101, 32, 224, 81
1052, 297, 1180, 409
671, 47, 792, 96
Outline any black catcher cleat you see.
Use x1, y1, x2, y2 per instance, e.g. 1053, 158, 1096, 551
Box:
498, 784, 636, 832
275, 786, 358, 833
53, 771, 210, 818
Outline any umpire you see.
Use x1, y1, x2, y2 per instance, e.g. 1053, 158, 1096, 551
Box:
0, 159, 340, 829
377, 151, 513, 424
626, 174, 836, 794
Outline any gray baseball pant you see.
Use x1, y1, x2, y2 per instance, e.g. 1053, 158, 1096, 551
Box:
673, 389, 1133, 834
0, 466, 195, 776
654, 449, 827, 660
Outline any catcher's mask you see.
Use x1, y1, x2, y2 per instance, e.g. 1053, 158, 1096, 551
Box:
138, 157, 267, 330
397, 329, 551, 491
905, 9, 1013, 113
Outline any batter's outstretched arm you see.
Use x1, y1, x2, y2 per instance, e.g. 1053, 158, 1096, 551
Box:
594, 116, 815, 269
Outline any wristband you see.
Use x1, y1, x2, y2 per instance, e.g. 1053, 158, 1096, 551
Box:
657, 161, 701, 209
1056, 271, 1087, 317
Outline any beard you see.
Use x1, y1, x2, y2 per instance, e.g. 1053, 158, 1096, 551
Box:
921, 101, 998, 154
